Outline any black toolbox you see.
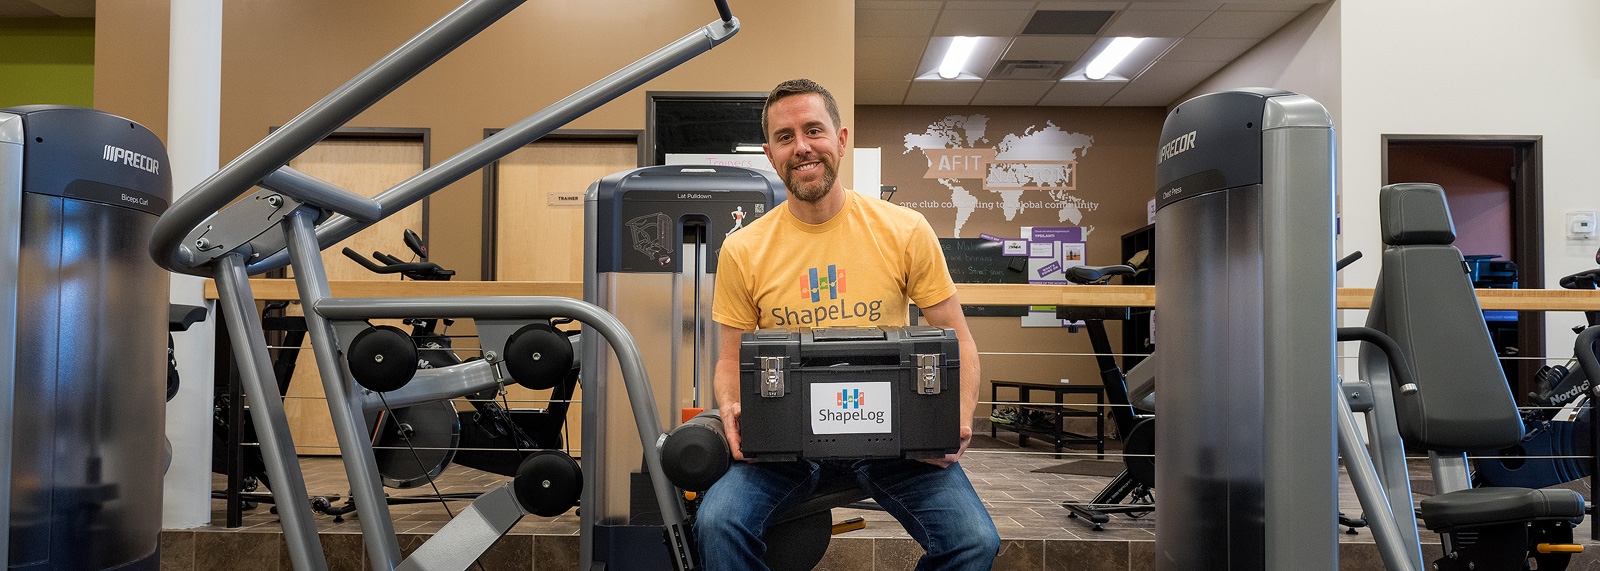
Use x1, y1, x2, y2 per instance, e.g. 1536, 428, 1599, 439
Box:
738, 326, 960, 461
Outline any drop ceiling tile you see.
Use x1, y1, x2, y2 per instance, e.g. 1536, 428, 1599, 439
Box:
1126, 1, 1222, 10
1188, 9, 1300, 38
857, 37, 932, 61
1107, 59, 1227, 104
857, 1, 946, 9
971, 80, 1057, 105
944, 1, 1038, 9
857, 9, 943, 37
1159, 37, 1260, 61
1035, 2, 1130, 10
1217, 2, 1316, 11
856, 59, 924, 82
933, 9, 1036, 36
1038, 81, 1127, 106
1002, 36, 1097, 61
1102, 9, 1212, 36
856, 80, 913, 105
904, 80, 985, 105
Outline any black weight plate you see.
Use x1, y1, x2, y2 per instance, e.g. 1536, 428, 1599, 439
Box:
503, 323, 573, 390
369, 400, 460, 489
348, 325, 419, 392
514, 450, 582, 517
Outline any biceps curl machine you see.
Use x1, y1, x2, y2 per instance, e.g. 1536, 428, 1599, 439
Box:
148, 1, 744, 569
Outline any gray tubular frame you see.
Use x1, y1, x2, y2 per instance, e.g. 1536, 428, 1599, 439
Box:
147, 1, 740, 569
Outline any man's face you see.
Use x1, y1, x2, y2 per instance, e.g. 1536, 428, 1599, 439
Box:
763, 93, 848, 203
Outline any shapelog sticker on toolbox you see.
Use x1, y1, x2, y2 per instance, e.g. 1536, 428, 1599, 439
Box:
811, 382, 892, 435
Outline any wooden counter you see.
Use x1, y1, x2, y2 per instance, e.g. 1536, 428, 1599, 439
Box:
205, 280, 1600, 312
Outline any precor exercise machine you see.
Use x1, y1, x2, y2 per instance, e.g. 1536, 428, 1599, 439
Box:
1152, 88, 1338, 570
148, 1, 744, 570
2, 106, 173, 571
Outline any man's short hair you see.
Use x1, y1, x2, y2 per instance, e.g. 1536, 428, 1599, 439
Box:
761, 79, 842, 142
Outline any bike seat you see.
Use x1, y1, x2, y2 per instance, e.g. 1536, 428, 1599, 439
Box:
1065, 265, 1135, 285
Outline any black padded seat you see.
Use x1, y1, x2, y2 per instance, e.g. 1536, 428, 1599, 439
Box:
1420, 487, 1586, 532
772, 473, 869, 526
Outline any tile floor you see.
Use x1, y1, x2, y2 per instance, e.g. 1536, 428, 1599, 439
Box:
163, 424, 1600, 571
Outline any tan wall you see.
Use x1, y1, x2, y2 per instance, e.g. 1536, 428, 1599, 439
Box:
854, 105, 1165, 423
93, 0, 855, 279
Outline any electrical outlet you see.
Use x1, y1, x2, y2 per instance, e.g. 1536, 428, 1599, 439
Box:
1568, 211, 1598, 239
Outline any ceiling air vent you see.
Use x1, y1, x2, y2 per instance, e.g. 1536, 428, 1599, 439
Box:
1022, 10, 1116, 35
990, 60, 1070, 81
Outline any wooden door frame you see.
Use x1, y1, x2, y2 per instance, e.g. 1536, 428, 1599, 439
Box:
1381, 134, 1544, 398
479, 129, 643, 280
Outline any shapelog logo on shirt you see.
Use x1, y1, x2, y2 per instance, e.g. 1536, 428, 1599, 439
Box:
803, 265, 846, 302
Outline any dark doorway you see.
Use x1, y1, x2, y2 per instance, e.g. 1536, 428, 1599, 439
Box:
1383, 136, 1543, 401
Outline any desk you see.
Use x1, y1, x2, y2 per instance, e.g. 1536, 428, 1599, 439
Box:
989, 380, 1106, 458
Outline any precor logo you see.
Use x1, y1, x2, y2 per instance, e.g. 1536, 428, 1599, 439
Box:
102, 144, 160, 175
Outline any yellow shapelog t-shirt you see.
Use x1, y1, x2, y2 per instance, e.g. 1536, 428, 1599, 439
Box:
713, 190, 957, 331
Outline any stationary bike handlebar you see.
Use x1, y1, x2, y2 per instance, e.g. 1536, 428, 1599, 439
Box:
148, 0, 741, 278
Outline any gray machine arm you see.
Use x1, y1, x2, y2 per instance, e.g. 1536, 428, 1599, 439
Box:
149, 0, 740, 278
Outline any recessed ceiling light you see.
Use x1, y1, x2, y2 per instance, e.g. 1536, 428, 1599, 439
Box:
939, 37, 978, 80
1085, 37, 1145, 80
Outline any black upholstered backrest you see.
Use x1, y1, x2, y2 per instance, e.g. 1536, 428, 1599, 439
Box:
1367, 183, 1524, 452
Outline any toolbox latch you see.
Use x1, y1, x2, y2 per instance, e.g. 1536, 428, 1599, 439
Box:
915, 354, 941, 395
759, 356, 786, 397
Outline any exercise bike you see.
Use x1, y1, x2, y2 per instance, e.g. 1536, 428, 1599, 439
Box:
1476, 247, 1600, 490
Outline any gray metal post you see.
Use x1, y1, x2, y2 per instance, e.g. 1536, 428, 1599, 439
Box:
1336, 394, 1421, 571
282, 210, 404, 570
213, 253, 329, 571
0, 110, 22, 569
1258, 94, 1338, 569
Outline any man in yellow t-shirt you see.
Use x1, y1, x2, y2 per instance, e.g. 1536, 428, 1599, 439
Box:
695, 79, 999, 571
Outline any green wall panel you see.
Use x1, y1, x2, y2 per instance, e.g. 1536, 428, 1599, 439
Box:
0, 18, 95, 109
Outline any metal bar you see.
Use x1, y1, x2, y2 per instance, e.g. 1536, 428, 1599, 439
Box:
221, 319, 244, 528
1336, 390, 1422, 571
1579, 326, 1600, 541
150, 0, 528, 275
244, 16, 740, 276
353, 359, 499, 412
283, 210, 403, 571
260, 166, 383, 223
213, 253, 329, 571
395, 484, 526, 571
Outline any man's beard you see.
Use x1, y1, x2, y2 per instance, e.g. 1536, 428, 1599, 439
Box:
784, 157, 837, 203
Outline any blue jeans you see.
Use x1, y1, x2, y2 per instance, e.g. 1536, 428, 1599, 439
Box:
694, 459, 1000, 571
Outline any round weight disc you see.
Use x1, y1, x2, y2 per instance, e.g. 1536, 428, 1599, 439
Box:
503, 323, 573, 390
514, 450, 582, 517
369, 400, 460, 489
348, 325, 419, 392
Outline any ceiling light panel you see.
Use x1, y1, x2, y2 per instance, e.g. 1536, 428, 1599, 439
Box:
1061, 36, 1178, 81
915, 36, 1009, 81
1022, 10, 1117, 35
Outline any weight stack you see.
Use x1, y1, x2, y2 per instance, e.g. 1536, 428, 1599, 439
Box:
1, 106, 172, 571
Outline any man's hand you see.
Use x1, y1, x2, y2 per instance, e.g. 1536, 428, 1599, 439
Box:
725, 402, 746, 461
924, 425, 972, 468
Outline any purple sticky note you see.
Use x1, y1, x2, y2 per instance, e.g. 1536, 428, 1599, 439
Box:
1038, 261, 1062, 277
